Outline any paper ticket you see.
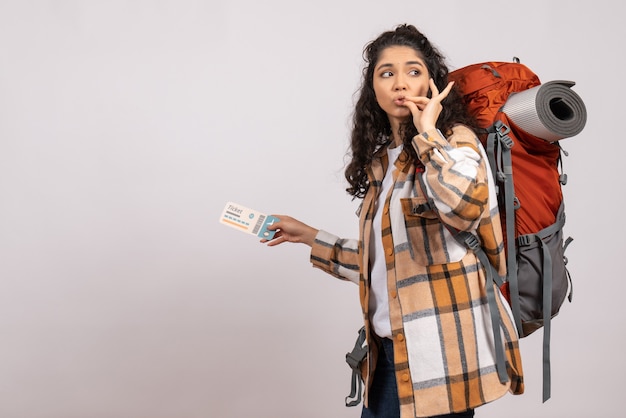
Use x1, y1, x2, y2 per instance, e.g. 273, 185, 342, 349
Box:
219, 201, 279, 240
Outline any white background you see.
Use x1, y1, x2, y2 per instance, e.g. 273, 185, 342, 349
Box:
0, 1, 621, 417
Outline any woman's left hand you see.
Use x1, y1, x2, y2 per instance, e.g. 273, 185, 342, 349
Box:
402, 79, 454, 134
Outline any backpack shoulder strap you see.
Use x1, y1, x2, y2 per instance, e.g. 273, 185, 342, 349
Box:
415, 170, 509, 384
486, 120, 524, 335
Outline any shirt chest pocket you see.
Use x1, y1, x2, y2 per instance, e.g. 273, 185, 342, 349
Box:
400, 197, 450, 266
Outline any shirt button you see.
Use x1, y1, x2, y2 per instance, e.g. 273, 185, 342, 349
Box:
396, 333, 405, 342
386, 247, 393, 256
389, 290, 397, 299
402, 373, 410, 382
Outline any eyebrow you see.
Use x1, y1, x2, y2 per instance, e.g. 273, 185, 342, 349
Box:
376, 61, 425, 71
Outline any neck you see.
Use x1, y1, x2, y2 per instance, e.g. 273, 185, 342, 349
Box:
390, 130, 403, 148
389, 119, 403, 147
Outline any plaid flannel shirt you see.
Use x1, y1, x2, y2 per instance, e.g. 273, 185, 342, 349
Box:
310, 126, 524, 418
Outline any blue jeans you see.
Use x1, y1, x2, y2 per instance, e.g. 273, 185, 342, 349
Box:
361, 338, 474, 418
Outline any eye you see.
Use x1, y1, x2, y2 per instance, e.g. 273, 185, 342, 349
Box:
409, 69, 421, 76
381, 71, 393, 78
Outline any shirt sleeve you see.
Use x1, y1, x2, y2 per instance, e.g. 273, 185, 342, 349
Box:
309, 230, 360, 284
411, 125, 490, 232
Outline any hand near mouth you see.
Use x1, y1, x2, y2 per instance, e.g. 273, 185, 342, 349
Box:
402, 79, 454, 134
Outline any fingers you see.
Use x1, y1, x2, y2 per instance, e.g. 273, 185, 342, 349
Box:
403, 96, 429, 108
403, 79, 455, 134
401, 98, 420, 113
266, 214, 292, 232
404, 80, 454, 105
258, 215, 317, 247
429, 78, 440, 97
260, 227, 285, 245
264, 235, 286, 247
439, 80, 454, 100
426, 79, 453, 102
266, 217, 282, 231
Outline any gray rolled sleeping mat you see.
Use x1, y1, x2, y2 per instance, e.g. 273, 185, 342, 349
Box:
501, 80, 587, 142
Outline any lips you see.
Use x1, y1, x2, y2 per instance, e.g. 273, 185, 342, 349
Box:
394, 96, 406, 106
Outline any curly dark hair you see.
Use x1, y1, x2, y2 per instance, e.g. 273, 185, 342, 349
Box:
344, 24, 478, 199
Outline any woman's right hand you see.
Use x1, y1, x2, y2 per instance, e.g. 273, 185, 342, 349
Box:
402, 78, 454, 134
261, 215, 319, 247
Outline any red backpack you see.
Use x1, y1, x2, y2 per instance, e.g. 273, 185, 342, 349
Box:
449, 59, 586, 402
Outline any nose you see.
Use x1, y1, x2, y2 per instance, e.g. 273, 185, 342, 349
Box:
393, 73, 408, 91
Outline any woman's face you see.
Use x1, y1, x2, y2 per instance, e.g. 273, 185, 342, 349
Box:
372, 45, 430, 127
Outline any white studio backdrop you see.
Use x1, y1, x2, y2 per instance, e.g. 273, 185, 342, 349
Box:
0, 1, 622, 417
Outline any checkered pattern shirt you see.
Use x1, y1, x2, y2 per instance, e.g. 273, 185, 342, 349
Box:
310, 126, 524, 417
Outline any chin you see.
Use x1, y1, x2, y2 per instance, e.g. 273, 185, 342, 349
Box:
388, 111, 411, 123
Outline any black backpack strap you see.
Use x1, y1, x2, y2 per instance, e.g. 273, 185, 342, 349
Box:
345, 326, 367, 407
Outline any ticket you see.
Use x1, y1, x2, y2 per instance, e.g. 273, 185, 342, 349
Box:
219, 201, 279, 240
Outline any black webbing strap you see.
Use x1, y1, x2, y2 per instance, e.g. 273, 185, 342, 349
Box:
345, 326, 367, 407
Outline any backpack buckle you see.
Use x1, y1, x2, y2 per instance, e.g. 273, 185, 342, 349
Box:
346, 349, 366, 370
345, 327, 367, 370
499, 134, 514, 150
493, 119, 511, 136
463, 233, 480, 252
492, 120, 514, 149
517, 235, 536, 246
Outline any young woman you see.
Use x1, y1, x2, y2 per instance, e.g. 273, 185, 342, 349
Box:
263, 24, 524, 418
